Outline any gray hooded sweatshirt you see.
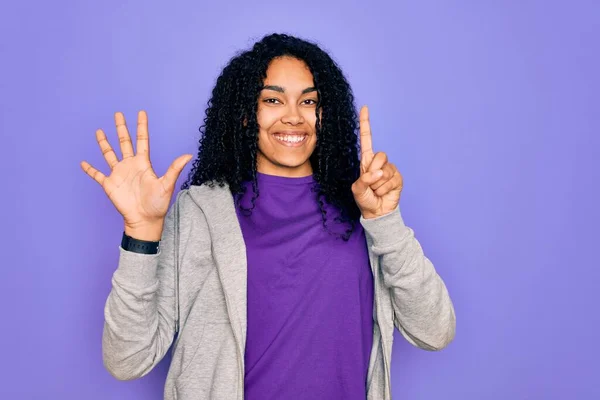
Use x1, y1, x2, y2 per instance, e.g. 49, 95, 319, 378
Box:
102, 183, 456, 399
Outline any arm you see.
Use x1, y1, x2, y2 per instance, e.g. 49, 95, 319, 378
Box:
102, 194, 180, 380
361, 206, 456, 351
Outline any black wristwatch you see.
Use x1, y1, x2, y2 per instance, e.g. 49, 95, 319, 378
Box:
121, 232, 160, 254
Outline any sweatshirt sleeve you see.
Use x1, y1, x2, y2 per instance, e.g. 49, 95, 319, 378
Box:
360, 205, 456, 351
102, 193, 181, 380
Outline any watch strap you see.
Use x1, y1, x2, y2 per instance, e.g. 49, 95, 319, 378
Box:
121, 231, 160, 254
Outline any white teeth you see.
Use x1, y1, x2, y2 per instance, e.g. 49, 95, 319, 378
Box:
274, 135, 305, 143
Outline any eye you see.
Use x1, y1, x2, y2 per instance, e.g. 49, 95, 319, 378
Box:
303, 99, 318, 105
264, 98, 281, 104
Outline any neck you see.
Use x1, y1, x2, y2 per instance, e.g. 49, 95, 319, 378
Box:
256, 158, 313, 178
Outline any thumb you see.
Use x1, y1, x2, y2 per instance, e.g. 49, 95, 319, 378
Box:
352, 169, 383, 196
161, 154, 194, 189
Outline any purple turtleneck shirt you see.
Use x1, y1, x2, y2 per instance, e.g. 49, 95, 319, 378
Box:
235, 172, 374, 400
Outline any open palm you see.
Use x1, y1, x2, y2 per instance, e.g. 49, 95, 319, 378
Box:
80, 111, 193, 229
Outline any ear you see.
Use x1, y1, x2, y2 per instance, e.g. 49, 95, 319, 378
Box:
242, 116, 248, 127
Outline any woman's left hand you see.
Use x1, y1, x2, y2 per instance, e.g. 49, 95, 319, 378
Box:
352, 106, 404, 219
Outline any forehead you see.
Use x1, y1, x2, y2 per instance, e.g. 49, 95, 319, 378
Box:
264, 56, 314, 88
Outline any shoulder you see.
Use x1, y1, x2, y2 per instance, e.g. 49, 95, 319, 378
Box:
173, 182, 234, 217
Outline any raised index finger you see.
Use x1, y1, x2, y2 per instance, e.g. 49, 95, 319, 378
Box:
359, 105, 374, 161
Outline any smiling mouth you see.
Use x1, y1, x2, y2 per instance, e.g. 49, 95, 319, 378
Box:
272, 133, 308, 147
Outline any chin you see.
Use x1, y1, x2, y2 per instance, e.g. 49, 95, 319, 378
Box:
257, 146, 315, 174
276, 157, 308, 167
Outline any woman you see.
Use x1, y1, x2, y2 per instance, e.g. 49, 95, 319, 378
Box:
81, 33, 455, 400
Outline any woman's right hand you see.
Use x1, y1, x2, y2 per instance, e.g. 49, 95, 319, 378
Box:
80, 110, 193, 240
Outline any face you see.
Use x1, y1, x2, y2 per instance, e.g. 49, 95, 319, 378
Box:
255, 56, 320, 177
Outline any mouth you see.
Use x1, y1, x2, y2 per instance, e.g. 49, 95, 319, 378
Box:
271, 131, 308, 148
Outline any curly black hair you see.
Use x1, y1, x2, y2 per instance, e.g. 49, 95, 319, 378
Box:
181, 33, 362, 241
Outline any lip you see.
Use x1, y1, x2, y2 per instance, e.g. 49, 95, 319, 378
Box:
272, 131, 308, 148
273, 131, 308, 136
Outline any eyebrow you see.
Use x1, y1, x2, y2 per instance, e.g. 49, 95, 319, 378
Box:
262, 85, 317, 94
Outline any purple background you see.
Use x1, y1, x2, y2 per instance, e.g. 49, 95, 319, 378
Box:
1, 0, 598, 399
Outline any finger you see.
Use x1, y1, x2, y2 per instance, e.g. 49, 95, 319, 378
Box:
359, 105, 374, 167
95, 129, 119, 169
80, 161, 106, 187
367, 152, 388, 173
114, 112, 134, 159
160, 154, 194, 190
374, 171, 403, 197
370, 163, 396, 191
136, 110, 150, 159
352, 169, 383, 196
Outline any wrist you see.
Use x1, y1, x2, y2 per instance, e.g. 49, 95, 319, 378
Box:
361, 212, 380, 220
124, 221, 164, 242
360, 209, 393, 220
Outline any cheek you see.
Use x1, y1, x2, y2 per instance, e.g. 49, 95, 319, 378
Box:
257, 106, 278, 131
303, 108, 318, 128
256, 109, 273, 152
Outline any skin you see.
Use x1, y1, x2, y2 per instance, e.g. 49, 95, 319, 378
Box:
352, 106, 405, 219
80, 110, 194, 240
256, 56, 319, 177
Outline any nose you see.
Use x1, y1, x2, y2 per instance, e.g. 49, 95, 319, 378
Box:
281, 104, 304, 125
